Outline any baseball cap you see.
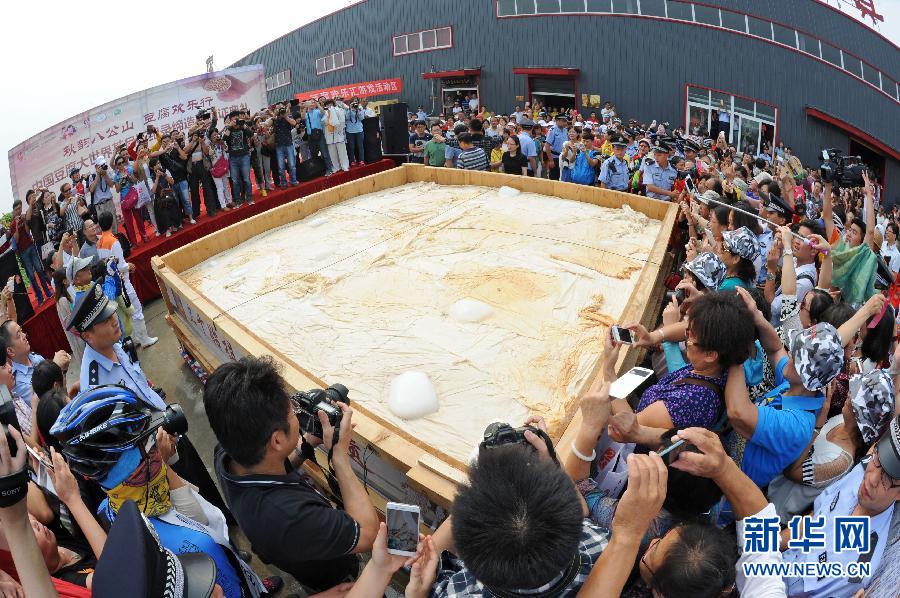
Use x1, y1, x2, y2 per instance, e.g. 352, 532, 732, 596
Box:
697, 190, 721, 206
95, 155, 108, 167
753, 171, 773, 186
787, 323, 843, 391
849, 369, 895, 444
683, 252, 726, 291
69, 167, 81, 177
65, 255, 93, 284
722, 227, 761, 263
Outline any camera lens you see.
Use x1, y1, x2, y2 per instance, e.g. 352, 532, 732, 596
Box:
162, 404, 188, 436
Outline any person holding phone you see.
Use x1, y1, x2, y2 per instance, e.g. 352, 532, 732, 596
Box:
607, 292, 756, 448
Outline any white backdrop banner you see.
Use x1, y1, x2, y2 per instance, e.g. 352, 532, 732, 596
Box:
7, 65, 267, 201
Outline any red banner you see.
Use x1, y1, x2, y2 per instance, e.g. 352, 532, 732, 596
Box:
295, 78, 402, 102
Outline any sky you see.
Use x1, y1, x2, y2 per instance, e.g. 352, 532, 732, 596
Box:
1, 0, 898, 214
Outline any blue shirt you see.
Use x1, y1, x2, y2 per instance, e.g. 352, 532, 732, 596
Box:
599, 155, 630, 190
11, 353, 44, 407
345, 108, 364, 134
643, 161, 677, 200
545, 125, 567, 156
739, 355, 822, 487
416, 110, 428, 121
444, 144, 462, 167
80, 342, 166, 410
305, 109, 323, 131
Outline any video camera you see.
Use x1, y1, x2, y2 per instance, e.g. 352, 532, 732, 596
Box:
820, 148, 869, 188
291, 384, 350, 439
480, 422, 556, 462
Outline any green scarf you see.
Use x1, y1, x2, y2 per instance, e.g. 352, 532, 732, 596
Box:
831, 239, 877, 305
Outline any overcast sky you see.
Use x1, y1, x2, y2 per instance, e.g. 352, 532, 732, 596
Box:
1, 0, 898, 214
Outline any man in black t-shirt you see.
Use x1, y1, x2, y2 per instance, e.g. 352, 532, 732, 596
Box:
272, 103, 298, 187
203, 356, 379, 592
223, 112, 254, 205
407, 120, 432, 163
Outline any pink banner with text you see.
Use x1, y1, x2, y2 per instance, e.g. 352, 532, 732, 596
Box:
7, 65, 267, 201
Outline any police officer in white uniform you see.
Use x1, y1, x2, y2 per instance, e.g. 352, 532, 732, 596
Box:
782, 413, 900, 597
599, 134, 630, 191
643, 140, 678, 201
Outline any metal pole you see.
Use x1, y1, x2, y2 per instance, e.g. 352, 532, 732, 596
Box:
699, 194, 829, 253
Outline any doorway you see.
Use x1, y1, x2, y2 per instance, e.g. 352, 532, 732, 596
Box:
849, 139, 886, 187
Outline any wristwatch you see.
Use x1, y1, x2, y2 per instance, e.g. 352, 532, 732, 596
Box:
766, 273, 777, 282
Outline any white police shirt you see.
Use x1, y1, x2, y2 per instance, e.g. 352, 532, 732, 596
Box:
783, 463, 893, 597
80, 342, 166, 410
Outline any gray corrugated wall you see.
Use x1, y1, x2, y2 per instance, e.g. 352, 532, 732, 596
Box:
232, 0, 899, 197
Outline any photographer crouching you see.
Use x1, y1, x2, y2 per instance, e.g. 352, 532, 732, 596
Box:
203, 356, 379, 592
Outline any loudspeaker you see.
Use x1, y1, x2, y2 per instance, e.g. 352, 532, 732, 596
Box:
298, 156, 327, 182
381, 102, 409, 155
363, 117, 382, 163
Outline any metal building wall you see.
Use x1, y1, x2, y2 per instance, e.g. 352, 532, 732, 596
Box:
232, 0, 899, 194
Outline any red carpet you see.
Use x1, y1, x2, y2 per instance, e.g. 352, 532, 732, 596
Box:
26, 160, 397, 358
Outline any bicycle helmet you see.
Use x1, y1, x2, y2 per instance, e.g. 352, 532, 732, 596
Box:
50, 385, 169, 481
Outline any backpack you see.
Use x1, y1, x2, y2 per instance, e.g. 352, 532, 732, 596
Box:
570, 151, 596, 185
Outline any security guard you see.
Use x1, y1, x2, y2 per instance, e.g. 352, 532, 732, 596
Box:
68, 280, 234, 520
599, 134, 631, 191
68, 281, 165, 410
643, 140, 678, 201
783, 413, 900, 597
543, 114, 569, 180
682, 138, 701, 164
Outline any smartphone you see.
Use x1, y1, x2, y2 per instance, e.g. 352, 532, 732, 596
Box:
684, 175, 697, 195
657, 438, 697, 465
26, 444, 54, 470
610, 326, 633, 345
386, 502, 421, 557
609, 367, 655, 400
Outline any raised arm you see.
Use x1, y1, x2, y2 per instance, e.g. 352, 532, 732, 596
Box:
863, 171, 876, 251
837, 293, 885, 347
823, 181, 834, 241
577, 454, 667, 598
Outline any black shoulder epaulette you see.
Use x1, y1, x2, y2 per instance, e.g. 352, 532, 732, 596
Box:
88, 361, 100, 386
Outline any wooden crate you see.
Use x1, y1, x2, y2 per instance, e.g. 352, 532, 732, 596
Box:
152, 164, 677, 516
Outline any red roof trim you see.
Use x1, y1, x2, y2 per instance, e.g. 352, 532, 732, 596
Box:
805, 107, 900, 162
421, 68, 481, 79
512, 67, 580, 77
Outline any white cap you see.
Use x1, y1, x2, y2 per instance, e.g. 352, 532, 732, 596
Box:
537, 120, 548, 127
94, 155, 107, 166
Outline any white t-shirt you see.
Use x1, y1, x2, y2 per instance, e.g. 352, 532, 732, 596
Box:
881, 241, 900, 273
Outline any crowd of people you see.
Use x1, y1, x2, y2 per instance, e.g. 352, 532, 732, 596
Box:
0, 90, 898, 598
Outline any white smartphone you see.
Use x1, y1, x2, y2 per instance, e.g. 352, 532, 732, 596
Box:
386, 502, 421, 557
684, 175, 697, 195
609, 367, 655, 400
610, 326, 633, 345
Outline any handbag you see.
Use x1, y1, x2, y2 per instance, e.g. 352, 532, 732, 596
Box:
120, 186, 139, 210
135, 181, 153, 209
571, 151, 596, 185
40, 241, 55, 260
210, 153, 229, 178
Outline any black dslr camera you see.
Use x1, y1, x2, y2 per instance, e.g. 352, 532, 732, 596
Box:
291, 384, 350, 439
820, 148, 868, 188
480, 422, 557, 462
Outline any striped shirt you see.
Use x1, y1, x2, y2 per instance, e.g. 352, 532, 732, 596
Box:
456, 147, 489, 171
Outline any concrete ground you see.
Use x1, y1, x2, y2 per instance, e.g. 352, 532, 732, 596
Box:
136, 298, 402, 597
